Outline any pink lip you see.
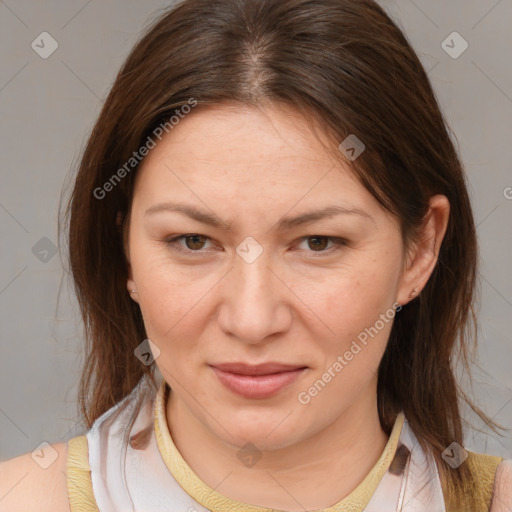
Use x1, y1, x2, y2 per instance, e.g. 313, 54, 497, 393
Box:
210, 362, 307, 399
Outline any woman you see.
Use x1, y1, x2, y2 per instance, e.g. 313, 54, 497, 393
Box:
0, 0, 510, 510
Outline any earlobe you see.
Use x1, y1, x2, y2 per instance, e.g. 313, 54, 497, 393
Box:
396, 195, 450, 306
125, 254, 138, 301
127, 278, 139, 302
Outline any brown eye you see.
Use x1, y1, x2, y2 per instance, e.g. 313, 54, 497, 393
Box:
183, 234, 208, 250
296, 236, 347, 256
307, 236, 329, 251
164, 234, 213, 254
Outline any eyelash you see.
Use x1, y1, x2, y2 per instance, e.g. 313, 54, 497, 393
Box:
163, 234, 347, 257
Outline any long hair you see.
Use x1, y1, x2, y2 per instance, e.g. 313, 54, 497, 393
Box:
63, 0, 502, 507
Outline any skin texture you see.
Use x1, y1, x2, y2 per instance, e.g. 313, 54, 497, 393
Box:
125, 103, 450, 510
491, 459, 512, 512
0, 442, 70, 512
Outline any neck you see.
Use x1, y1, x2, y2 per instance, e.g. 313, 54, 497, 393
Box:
166, 381, 389, 511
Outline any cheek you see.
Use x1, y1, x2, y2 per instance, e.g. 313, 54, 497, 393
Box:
130, 249, 200, 339
307, 255, 400, 382
319, 263, 399, 335
306, 271, 396, 409
134, 261, 206, 380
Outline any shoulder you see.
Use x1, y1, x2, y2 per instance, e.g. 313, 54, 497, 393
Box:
464, 451, 512, 511
0, 442, 70, 512
490, 458, 512, 512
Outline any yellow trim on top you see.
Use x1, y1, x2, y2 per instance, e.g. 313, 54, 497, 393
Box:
154, 378, 406, 512
441, 450, 503, 512
66, 435, 100, 511
467, 451, 503, 510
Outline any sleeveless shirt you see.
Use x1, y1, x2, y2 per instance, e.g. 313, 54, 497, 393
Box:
66, 373, 505, 511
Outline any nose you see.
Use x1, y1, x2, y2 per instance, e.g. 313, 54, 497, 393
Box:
217, 248, 292, 345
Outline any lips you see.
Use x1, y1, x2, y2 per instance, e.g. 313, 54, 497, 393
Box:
209, 362, 308, 399
210, 362, 307, 376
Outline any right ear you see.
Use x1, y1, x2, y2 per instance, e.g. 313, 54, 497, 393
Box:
117, 210, 139, 303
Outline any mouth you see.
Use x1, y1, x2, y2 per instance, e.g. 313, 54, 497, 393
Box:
209, 362, 308, 399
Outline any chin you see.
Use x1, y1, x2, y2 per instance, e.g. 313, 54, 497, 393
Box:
213, 411, 306, 452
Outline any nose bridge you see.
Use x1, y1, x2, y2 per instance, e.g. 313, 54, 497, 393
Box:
234, 245, 276, 311
219, 244, 287, 342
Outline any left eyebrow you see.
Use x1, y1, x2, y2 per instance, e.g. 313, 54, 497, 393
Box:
144, 202, 374, 231
273, 205, 374, 231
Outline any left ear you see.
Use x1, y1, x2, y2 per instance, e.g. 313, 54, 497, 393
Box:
396, 194, 450, 306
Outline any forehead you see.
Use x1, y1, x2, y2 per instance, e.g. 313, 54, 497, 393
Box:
141, 104, 336, 171
130, 104, 383, 225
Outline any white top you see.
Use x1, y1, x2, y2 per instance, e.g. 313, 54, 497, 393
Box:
80, 372, 452, 511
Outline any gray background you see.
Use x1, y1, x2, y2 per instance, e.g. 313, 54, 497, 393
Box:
0, 0, 511, 461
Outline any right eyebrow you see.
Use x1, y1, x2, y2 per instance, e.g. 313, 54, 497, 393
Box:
145, 202, 230, 229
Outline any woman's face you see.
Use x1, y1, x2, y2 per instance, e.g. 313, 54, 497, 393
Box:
126, 104, 414, 451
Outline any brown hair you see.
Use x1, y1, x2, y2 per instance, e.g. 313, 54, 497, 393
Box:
63, 0, 503, 507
